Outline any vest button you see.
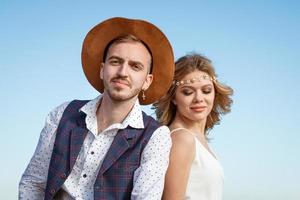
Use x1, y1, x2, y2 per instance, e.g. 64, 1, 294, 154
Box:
50, 189, 56, 194
60, 173, 67, 179
95, 186, 100, 190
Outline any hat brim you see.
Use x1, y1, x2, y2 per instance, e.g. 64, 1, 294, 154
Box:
81, 17, 174, 105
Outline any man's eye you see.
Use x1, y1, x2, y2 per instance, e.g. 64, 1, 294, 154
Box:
132, 64, 142, 71
110, 60, 120, 65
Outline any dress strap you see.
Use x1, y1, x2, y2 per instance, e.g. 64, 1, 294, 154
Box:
171, 127, 219, 161
170, 127, 197, 137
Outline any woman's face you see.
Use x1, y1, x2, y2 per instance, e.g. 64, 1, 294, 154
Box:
174, 70, 215, 122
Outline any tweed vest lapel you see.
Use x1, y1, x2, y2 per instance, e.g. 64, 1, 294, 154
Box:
99, 128, 140, 175
69, 112, 89, 169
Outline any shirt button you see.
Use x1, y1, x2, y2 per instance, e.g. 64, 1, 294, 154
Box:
50, 189, 56, 194
83, 174, 87, 178
91, 151, 94, 155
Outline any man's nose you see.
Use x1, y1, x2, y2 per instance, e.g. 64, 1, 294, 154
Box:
117, 62, 129, 77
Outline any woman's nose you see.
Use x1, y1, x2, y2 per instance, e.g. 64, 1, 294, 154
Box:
194, 91, 204, 103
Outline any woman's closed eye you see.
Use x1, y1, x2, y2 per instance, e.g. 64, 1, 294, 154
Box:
202, 86, 213, 94
202, 89, 212, 94
181, 89, 193, 96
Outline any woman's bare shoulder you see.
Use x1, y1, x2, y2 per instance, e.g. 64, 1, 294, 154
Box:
169, 127, 196, 158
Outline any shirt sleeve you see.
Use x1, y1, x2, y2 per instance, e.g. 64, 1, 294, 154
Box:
18, 102, 69, 200
131, 125, 172, 200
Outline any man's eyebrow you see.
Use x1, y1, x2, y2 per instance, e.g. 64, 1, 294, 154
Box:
129, 60, 144, 67
106, 55, 146, 69
107, 55, 123, 61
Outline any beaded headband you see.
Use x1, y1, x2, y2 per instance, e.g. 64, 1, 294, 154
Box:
173, 74, 216, 86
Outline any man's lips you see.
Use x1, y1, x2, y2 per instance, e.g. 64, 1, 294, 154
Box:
111, 79, 130, 88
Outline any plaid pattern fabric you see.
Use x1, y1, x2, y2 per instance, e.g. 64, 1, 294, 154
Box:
44, 100, 161, 200
94, 114, 159, 199
45, 100, 89, 199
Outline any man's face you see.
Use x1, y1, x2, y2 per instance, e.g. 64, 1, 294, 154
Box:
100, 42, 153, 102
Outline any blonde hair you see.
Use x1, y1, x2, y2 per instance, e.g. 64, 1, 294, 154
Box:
153, 53, 233, 134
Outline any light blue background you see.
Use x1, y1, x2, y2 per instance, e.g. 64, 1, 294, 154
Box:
1, 1, 299, 199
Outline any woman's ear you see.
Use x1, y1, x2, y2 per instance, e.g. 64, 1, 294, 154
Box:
172, 99, 177, 105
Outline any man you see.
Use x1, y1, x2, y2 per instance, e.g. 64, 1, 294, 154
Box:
19, 17, 174, 200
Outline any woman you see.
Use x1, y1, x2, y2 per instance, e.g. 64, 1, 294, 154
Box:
154, 53, 233, 200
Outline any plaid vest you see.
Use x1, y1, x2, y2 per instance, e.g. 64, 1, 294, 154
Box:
44, 100, 161, 200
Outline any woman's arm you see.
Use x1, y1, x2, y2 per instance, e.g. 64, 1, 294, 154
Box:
162, 130, 196, 200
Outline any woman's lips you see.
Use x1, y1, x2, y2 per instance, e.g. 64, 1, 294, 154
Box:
190, 106, 206, 112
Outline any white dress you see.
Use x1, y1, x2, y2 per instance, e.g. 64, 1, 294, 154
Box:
170, 128, 224, 200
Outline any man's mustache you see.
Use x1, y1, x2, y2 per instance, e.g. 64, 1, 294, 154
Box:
110, 76, 131, 87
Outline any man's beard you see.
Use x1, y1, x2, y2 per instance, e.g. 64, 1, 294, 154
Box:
103, 76, 141, 102
107, 87, 141, 102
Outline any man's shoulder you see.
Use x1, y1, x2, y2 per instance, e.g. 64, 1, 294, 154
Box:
64, 99, 89, 111
47, 99, 90, 123
141, 111, 161, 126
50, 99, 88, 114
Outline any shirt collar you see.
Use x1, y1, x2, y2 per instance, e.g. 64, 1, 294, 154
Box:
80, 95, 102, 116
79, 95, 144, 135
122, 99, 144, 129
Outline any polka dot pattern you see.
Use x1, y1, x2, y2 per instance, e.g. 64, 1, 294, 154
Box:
19, 95, 171, 199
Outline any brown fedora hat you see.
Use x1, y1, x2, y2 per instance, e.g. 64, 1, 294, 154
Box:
81, 17, 174, 105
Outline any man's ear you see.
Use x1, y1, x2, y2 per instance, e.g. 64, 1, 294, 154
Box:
100, 63, 104, 80
142, 74, 153, 90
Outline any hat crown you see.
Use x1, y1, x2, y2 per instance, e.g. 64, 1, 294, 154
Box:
81, 17, 174, 105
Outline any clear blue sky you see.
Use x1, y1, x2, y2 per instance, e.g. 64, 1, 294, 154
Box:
1, 0, 299, 199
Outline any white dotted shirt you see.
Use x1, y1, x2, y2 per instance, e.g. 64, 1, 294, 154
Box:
19, 95, 171, 200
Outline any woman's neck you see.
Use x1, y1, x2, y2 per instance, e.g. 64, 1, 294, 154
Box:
171, 112, 207, 138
